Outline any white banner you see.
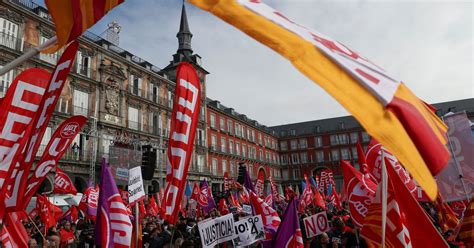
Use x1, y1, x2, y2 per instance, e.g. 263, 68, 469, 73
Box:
128, 167, 145, 205
198, 214, 236, 248
303, 212, 330, 238
233, 215, 265, 247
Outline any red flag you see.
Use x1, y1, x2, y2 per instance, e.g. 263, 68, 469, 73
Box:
313, 188, 326, 210
255, 169, 265, 198
458, 198, 474, 245
23, 115, 86, 207
300, 174, 314, 209
357, 142, 369, 174
138, 200, 146, 219
0, 212, 29, 247
147, 195, 159, 216
0, 68, 50, 216
6, 42, 80, 212
53, 167, 79, 195
224, 172, 229, 191
361, 158, 448, 247
78, 184, 99, 221
435, 194, 459, 233
191, 182, 200, 201
37, 194, 56, 231
61, 205, 79, 223
342, 160, 377, 228
250, 191, 281, 239
44, 0, 124, 53
162, 62, 202, 224
218, 198, 229, 215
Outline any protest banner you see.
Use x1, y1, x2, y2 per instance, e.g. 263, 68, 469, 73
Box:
128, 166, 145, 205
198, 213, 236, 248
303, 212, 330, 238
233, 215, 265, 247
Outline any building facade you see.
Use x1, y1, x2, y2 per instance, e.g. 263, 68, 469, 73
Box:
270, 98, 474, 192
0, 0, 209, 193
206, 99, 281, 194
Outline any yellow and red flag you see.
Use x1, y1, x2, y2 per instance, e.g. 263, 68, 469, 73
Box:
44, 0, 124, 53
188, 0, 450, 200
458, 198, 474, 245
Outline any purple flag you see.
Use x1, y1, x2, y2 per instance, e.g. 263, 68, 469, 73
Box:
199, 181, 216, 214
272, 197, 304, 248
244, 167, 255, 192
95, 159, 133, 247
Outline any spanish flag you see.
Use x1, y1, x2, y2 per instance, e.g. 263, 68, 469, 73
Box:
188, 0, 449, 200
43, 0, 124, 53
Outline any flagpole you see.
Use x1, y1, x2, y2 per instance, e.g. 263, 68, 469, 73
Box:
27, 215, 47, 242
0, 36, 57, 76
442, 114, 471, 201
381, 150, 387, 248
135, 203, 139, 247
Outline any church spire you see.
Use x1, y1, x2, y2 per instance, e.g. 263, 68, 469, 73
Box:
176, 3, 193, 56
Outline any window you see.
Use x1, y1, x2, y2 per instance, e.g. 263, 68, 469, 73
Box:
291, 153, 299, 164
212, 159, 218, 174
352, 147, 358, 160
362, 132, 370, 142
331, 149, 340, 161
210, 114, 216, 128
290, 140, 298, 150
197, 129, 206, 147
258, 133, 262, 145
150, 82, 160, 103
228, 120, 234, 134
242, 144, 247, 158
338, 134, 349, 144
222, 160, 227, 174
330, 135, 339, 146
315, 151, 324, 162
280, 155, 289, 165
350, 132, 359, 144
235, 123, 241, 137
300, 152, 308, 163
219, 117, 226, 131
280, 141, 288, 151
229, 140, 234, 154
211, 135, 217, 150
230, 161, 236, 176
247, 129, 251, 141
0, 18, 20, 50
76, 50, 91, 77
282, 169, 289, 180
290, 129, 296, 136
130, 74, 142, 96
259, 150, 263, 161
197, 155, 204, 172
236, 142, 241, 156
251, 130, 255, 142
293, 168, 300, 179
220, 137, 226, 153
341, 148, 350, 160
73, 90, 89, 116
0, 65, 14, 97
299, 139, 307, 149
39, 36, 57, 64
315, 137, 323, 148
128, 106, 139, 130
167, 90, 173, 108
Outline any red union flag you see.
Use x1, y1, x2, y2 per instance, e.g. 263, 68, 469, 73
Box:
162, 62, 201, 224
22, 115, 86, 206
342, 160, 377, 228
53, 167, 78, 195
5, 42, 79, 212
0, 68, 50, 216
255, 169, 265, 198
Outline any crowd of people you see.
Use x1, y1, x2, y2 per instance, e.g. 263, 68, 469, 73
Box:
18, 196, 469, 248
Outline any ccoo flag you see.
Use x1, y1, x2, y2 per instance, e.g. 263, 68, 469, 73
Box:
188, 0, 450, 200
95, 159, 132, 248
272, 197, 304, 248
44, 0, 124, 53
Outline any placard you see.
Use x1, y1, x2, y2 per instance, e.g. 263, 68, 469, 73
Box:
303, 212, 330, 238
242, 204, 252, 215
198, 214, 236, 248
233, 215, 265, 247
128, 166, 145, 205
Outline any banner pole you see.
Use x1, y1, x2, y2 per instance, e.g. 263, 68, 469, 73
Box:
135, 203, 139, 247
27, 215, 47, 241
442, 114, 471, 201
0, 36, 57, 76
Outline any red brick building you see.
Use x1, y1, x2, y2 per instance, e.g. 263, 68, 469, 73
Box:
206, 99, 281, 193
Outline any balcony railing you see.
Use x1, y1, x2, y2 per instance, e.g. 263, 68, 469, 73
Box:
0, 32, 23, 51
72, 105, 93, 117
128, 120, 140, 131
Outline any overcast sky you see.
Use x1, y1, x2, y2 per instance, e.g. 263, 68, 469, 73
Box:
87, 0, 473, 127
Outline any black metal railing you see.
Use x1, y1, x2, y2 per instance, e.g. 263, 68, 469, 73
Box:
0, 32, 23, 51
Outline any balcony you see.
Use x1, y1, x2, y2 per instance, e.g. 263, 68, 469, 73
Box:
72, 105, 93, 117
76, 65, 94, 78
37, 144, 93, 162
127, 120, 140, 131
0, 32, 23, 51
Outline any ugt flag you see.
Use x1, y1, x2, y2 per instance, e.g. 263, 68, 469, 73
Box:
95, 159, 132, 248
189, 0, 450, 200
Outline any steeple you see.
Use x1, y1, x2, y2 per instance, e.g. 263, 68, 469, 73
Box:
176, 3, 193, 56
